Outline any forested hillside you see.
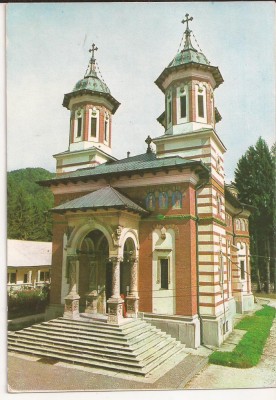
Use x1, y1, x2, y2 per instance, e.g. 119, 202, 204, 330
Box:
7, 168, 55, 241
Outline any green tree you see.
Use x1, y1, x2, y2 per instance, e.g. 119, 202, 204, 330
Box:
234, 137, 275, 293
7, 168, 54, 242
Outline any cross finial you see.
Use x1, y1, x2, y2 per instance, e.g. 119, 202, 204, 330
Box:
89, 43, 98, 61
181, 13, 193, 32
145, 135, 153, 153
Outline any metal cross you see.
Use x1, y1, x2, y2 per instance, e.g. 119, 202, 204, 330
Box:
89, 43, 98, 60
181, 13, 193, 31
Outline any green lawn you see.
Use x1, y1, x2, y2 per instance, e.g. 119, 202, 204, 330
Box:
209, 305, 276, 368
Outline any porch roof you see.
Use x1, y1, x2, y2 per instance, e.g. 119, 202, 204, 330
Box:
51, 186, 148, 215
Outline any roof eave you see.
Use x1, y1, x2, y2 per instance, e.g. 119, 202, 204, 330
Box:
155, 62, 224, 93
38, 159, 209, 187
51, 205, 148, 216
63, 89, 121, 114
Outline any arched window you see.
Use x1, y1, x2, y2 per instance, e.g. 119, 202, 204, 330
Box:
104, 112, 110, 143
74, 108, 84, 140
217, 196, 222, 215
146, 193, 155, 210
172, 191, 182, 209
196, 84, 207, 122
159, 192, 168, 209
236, 219, 240, 230
88, 108, 99, 140
240, 219, 245, 231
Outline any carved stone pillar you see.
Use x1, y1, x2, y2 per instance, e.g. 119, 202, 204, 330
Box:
126, 257, 139, 318
64, 255, 80, 319
107, 256, 124, 324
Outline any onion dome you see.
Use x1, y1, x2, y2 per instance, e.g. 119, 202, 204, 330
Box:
155, 14, 223, 92
63, 43, 120, 113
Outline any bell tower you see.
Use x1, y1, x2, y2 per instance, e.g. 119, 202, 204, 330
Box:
153, 16, 232, 346
54, 44, 120, 174
153, 14, 224, 181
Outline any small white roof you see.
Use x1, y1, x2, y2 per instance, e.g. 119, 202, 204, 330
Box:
8, 240, 52, 268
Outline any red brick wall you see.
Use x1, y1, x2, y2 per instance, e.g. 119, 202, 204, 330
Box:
175, 220, 198, 316
138, 221, 153, 312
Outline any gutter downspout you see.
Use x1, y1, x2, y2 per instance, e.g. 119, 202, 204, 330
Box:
195, 174, 210, 345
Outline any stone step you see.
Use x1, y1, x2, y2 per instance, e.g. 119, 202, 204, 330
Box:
25, 324, 130, 344
143, 343, 183, 375
8, 338, 182, 375
8, 337, 140, 365
30, 320, 162, 349
44, 319, 151, 339
8, 345, 146, 376
135, 337, 178, 362
8, 334, 136, 358
8, 317, 184, 377
61, 316, 140, 331
57, 317, 143, 332
16, 327, 130, 348
127, 328, 165, 347
8, 331, 133, 354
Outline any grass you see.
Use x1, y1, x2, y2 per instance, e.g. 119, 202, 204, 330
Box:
253, 292, 276, 300
209, 305, 276, 368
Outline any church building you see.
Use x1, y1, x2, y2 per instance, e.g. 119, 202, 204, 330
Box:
40, 15, 254, 348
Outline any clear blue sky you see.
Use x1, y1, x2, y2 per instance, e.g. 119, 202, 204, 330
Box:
6, 2, 275, 181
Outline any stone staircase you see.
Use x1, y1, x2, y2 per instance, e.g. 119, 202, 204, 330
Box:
8, 317, 184, 377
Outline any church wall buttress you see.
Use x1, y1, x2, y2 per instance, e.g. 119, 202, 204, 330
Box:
50, 214, 67, 305
138, 223, 153, 312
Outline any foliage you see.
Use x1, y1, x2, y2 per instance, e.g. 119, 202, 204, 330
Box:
7, 168, 54, 241
8, 285, 50, 319
234, 137, 275, 292
8, 319, 44, 332
209, 305, 275, 368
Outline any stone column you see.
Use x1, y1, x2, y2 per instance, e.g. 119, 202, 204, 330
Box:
64, 255, 80, 319
107, 256, 124, 324
126, 257, 139, 318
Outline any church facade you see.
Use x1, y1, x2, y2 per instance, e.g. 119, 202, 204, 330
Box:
41, 16, 254, 348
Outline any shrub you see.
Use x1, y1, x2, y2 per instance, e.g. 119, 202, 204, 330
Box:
8, 285, 50, 319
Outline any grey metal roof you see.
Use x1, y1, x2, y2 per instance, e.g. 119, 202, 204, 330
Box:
39, 152, 209, 186
73, 76, 110, 94
51, 186, 148, 215
168, 48, 210, 68
8, 240, 52, 267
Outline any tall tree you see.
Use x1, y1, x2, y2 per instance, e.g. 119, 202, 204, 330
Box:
235, 137, 275, 293
7, 168, 54, 242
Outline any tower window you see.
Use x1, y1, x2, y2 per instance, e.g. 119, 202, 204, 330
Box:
240, 260, 245, 280
77, 117, 82, 137
104, 120, 108, 141
180, 95, 187, 118
90, 117, 97, 137
160, 259, 169, 289
198, 94, 204, 118
168, 101, 172, 124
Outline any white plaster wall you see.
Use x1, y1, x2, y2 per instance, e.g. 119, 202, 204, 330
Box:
152, 228, 175, 315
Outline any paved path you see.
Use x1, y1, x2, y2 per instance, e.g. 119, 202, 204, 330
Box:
185, 298, 276, 389
8, 351, 208, 392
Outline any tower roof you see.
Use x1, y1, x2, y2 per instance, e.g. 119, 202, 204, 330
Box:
63, 43, 120, 113
155, 15, 224, 92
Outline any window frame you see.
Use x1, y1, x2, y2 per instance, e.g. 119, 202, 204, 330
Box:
158, 258, 170, 290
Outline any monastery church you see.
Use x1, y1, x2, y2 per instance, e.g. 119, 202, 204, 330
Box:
9, 16, 254, 373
